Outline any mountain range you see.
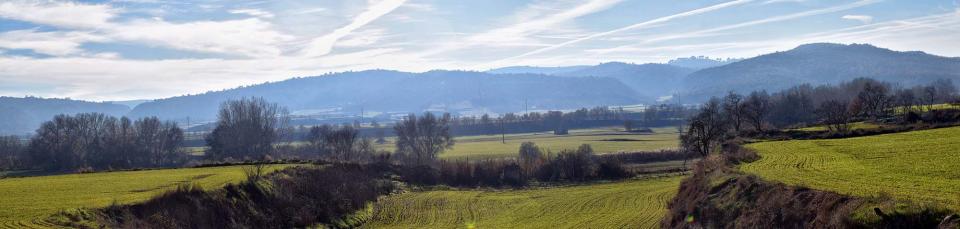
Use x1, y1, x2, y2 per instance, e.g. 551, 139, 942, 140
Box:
3, 43, 960, 134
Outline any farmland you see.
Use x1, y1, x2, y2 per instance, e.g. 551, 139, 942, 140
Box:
741, 126, 960, 210
788, 121, 886, 132
362, 176, 683, 229
377, 127, 680, 160
0, 164, 293, 228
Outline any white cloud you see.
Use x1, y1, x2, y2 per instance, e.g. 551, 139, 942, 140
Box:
301, 0, 408, 57
291, 7, 328, 15
0, 29, 108, 56
0, 1, 293, 58
842, 14, 874, 23
110, 18, 293, 58
589, 0, 882, 55
467, 0, 623, 45
229, 8, 275, 18
488, 0, 754, 66
336, 28, 388, 48
0, 0, 118, 29
762, 0, 806, 5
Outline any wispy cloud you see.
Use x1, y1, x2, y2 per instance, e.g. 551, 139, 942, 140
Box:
488, 0, 755, 66
590, 0, 882, 55
300, 0, 407, 57
111, 18, 293, 58
842, 14, 874, 23
0, 29, 109, 56
762, 0, 806, 5
0, 0, 118, 29
0, 1, 293, 58
229, 8, 275, 19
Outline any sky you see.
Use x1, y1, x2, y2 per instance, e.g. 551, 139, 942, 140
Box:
0, 0, 958, 101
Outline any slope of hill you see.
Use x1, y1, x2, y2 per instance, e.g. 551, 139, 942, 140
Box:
488, 62, 694, 99
666, 56, 741, 69
557, 62, 695, 98
485, 65, 589, 75
128, 70, 643, 121
0, 97, 130, 135
683, 43, 960, 101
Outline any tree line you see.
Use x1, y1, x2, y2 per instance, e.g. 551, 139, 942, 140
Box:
0, 113, 184, 172
682, 77, 959, 156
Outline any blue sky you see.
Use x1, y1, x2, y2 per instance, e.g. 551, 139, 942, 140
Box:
0, 0, 958, 101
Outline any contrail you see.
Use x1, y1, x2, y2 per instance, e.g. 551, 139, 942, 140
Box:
491, 0, 755, 64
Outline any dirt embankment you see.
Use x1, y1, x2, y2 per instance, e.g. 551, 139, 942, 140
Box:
661, 145, 959, 229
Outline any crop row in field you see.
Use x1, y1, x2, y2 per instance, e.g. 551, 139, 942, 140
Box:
741, 126, 960, 210
0, 164, 293, 229
362, 176, 683, 228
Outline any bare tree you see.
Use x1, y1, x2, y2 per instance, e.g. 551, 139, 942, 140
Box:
518, 142, 543, 176
0, 136, 24, 171
817, 100, 852, 133
393, 113, 455, 165
205, 97, 289, 161
722, 91, 745, 133
742, 91, 771, 132
681, 98, 728, 157
623, 120, 635, 132
326, 126, 360, 162
852, 82, 891, 119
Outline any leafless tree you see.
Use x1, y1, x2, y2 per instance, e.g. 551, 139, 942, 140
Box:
393, 113, 455, 165
682, 98, 728, 157
205, 97, 289, 161
817, 100, 852, 133
852, 82, 891, 119
722, 91, 745, 133
742, 91, 771, 132
0, 136, 24, 171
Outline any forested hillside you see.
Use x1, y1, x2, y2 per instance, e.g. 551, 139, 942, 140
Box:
128, 70, 642, 121
683, 43, 960, 101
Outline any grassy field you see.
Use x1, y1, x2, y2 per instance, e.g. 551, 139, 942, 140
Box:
789, 121, 886, 132
741, 126, 960, 210
0, 164, 293, 228
363, 176, 683, 229
376, 127, 680, 160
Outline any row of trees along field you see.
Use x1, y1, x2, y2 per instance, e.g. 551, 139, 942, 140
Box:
682, 77, 959, 156
0, 113, 184, 172
200, 97, 646, 188
270, 104, 691, 145
1, 95, 691, 173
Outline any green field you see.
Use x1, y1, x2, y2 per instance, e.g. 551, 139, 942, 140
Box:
0, 165, 292, 228
789, 121, 886, 132
363, 176, 683, 229
376, 127, 680, 160
741, 126, 960, 210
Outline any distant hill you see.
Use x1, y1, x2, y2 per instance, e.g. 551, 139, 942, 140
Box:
488, 62, 694, 99
556, 62, 695, 99
128, 70, 643, 122
682, 43, 960, 101
107, 99, 151, 108
486, 65, 589, 75
667, 56, 742, 69
0, 97, 130, 135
